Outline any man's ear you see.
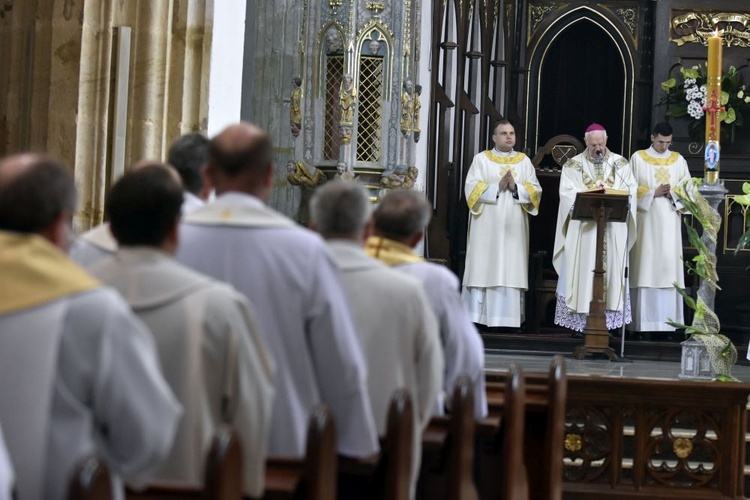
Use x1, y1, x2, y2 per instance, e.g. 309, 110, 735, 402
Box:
199, 166, 213, 200
42, 211, 72, 251
408, 230, 424, 249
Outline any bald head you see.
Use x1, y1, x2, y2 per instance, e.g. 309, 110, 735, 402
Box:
206, 122, 274, 199
0, 154, 76, 241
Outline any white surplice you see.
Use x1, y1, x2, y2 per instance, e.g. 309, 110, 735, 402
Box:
462, 149, 542, 327
0, 288, 182, 500
629, 147, 693, 331
177, 192, 379, 458
90, 247, 275, 497
0, 231, 181, 500
70, 194, 205, 268
0, 426, 11, 500
68, 222, 117, 267
327, 240, 443, 495
553, 150, 637, 332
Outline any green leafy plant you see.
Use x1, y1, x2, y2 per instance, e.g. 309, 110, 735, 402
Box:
732, 182, 750, 255
659, 64, 750, 143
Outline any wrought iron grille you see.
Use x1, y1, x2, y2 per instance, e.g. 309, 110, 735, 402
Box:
356, 56, 384, 163
324, 55, 344, 160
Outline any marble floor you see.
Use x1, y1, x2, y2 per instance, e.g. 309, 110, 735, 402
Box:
485, 350, 750, 383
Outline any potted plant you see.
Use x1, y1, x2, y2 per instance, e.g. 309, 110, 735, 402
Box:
669, 183, 738, 381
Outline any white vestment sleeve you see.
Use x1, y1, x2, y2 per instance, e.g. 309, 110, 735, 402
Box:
413, 290, 444, 428
514, 182, 531, 204
88, 295, 183, 487
0, 426, 13, 500
225, 294, 275, 498
306, 251, 380, 457
478, 184, 500, 203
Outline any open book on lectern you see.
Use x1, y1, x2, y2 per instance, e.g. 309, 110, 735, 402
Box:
581, 186, 630, 196
572, 189, 630, 223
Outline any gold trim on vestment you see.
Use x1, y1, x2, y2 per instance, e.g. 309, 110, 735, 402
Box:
0, 231, 99, 315
636, 185, 650, 200
467, 181, 488, 215
483, 150, 527, 165
523, 182, 540, 213
364, 236, 423, 267
637, 150, 680, 166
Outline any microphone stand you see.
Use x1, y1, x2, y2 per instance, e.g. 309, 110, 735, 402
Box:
599, 150, 633, 363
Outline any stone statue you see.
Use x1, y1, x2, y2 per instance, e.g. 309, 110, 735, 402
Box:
400, 79, 413, 137
413, 84, 422, 142
286, 160, 327, 225
334, 161, 356, 181
290, 77, 302, 138
368, 39, 381, 56
339, 125, 352, 145
380, 164, 419, 189
339, 73, 356, 125
326, 29, 343, 54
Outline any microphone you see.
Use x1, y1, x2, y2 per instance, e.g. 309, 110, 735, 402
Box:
595, 149, 603, 158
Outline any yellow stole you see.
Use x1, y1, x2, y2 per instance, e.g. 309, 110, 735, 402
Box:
364, 236, 423, 267
0, 231, 99, 315
637, 150, 680, 166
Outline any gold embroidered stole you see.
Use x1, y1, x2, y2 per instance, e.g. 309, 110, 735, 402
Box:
0, 231, 99, 314
364, 236, 423, 266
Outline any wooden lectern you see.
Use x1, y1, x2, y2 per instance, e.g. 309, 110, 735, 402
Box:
571, 190, 630, 360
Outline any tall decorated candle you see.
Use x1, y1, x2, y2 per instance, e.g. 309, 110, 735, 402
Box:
704, 32, 723, 184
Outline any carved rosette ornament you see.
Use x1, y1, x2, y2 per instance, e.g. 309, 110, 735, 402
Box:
529, 3, 561, 36
615, 8, 637, 39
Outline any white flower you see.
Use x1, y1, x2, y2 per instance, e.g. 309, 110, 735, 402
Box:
745, 96, 750, 103
738, 90, 744, 99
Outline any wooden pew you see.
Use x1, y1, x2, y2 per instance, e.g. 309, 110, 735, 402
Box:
502, 363, 527, 500
418, 375, 478, 500
338, 389, 415, 500
126, 426, 242, 500
68, 456, 112, 500
263, 405, 336, 500
481, 355, 567, 500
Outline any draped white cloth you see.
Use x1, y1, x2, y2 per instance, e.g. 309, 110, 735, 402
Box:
177, 192, 379, 458
91, 247, 275, 497
0, 288, 182, 500
0, 426, 12, 500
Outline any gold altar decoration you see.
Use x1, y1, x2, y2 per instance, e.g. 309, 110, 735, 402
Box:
671, 11, 750, 48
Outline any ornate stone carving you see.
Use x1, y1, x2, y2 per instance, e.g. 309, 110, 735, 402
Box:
339, 73, 356, 125
380, 164, 419, 189
529, 3, 560, 35
413, 84, 422, 143
400, 79, 413, 137
615, 7, 637, 39
671, 11, 750, 48
290, 77, 302, 138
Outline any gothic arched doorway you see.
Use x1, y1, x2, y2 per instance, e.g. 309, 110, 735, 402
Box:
538, 20, 625, 153
527, 7, 635, 156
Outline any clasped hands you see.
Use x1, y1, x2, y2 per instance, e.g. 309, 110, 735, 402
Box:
654, 183, 671, 198
498, 171, 516, 192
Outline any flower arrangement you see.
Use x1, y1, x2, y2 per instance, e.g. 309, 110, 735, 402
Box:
660, 64, 750, 144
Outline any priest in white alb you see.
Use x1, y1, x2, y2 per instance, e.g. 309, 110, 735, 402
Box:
177, 123, 380, 460
90, 164, 275, 497
462, 119, 542, 328
0, 155, 181, 500
629, 122, 693, 333
553, 123, 638, 332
